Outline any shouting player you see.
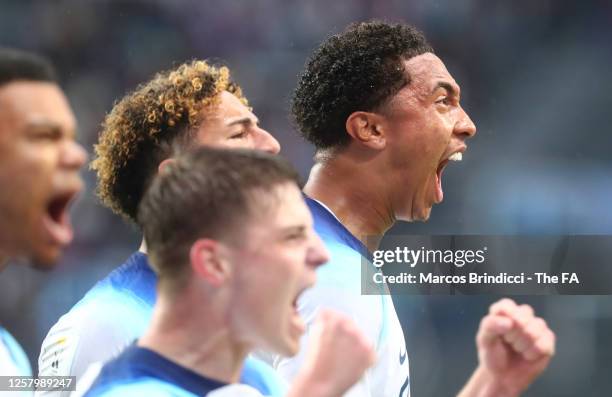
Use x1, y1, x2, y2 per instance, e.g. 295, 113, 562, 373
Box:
39, 60, 371, 396
83, 147, 375, 396
267, 21, 556, 397
0, 48, 86, 377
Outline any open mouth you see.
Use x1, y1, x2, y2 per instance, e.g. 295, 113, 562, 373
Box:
289, 288, 308, 336
42, 189, 79, 246
434, 151, 464, 204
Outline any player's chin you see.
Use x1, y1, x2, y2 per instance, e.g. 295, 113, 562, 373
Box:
26, 233, 66, 270
28, 218, 74, 270
276, 317, 304, 357
277, 333, 301, 357
29, 244, 62, 270
404, 204, 432, 223
398, 191, 434, 222
417, 207, 432, 222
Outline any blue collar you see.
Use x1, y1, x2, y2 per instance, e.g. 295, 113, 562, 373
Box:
121, 345, 227, 395
304, 195, 371, 257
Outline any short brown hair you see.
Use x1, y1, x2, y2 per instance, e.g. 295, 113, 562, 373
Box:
138, 147, 300, 285
91, 60, 247, 223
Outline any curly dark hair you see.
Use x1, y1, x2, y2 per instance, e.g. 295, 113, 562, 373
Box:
91, 60, 247, 224
291, 21, 433, 149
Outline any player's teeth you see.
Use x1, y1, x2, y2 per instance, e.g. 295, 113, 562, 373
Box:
448, 152, 462, 161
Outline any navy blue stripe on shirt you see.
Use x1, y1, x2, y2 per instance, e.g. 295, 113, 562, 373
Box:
86, 344, 227, 396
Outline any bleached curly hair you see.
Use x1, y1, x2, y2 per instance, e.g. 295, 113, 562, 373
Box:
91, 60, 247, 223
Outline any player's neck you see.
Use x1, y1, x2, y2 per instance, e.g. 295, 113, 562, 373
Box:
138, 287, 248, 384
0, 254, 7, 272
304, 156, 395, 251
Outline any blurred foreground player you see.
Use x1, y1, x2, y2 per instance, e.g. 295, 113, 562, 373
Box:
0, 48, 86, 377
269, 21, 556, 396
83, 147, 374, 397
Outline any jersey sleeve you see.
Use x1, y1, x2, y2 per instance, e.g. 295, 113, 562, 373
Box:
0, 327, 32, 377
36, 291, 151, 397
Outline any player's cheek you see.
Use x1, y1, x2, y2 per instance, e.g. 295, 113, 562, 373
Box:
257, 301, 278, 350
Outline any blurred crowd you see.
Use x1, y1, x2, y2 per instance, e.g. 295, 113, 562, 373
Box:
1, 0, 611, 395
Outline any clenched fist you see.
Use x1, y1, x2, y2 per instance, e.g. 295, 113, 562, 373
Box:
288, 309, 375, 397
462, 298, 556, 397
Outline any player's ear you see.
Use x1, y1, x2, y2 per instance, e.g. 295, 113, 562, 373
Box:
158, 158, 176, 175
189, 239, 231, 287
345, 111, 386, 150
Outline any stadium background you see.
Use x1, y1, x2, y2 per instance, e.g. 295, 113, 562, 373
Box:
1, 0, 611, 395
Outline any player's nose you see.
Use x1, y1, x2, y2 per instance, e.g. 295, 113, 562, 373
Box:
61, 139, 88, 171
254, 127, 281, 154
308, 233, 330, 270
454, 106, 476, 139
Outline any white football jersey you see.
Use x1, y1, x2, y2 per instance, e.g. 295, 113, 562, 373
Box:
265, 198, 410, 397
1, 327, 32, 397
37, 252, 286, 397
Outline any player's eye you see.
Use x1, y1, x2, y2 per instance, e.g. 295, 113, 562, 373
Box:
30, 129, 62, 141
229, 130, 247, 139
286, 232, 305, 242
435, 97, 451, 106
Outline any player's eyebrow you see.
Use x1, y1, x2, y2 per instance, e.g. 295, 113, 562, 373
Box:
225, 115, 259, 126
432, 81, 460, 99
282, 225, 307, 234
26, 119, 77, 139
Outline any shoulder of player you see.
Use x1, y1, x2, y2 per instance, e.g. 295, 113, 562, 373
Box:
44, 283, 150, 341
0, 327, 32, 376
314, 240, 365, 290
43, 252, 154, 346
79, 253, 155, 308
38, 287, 151, 378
